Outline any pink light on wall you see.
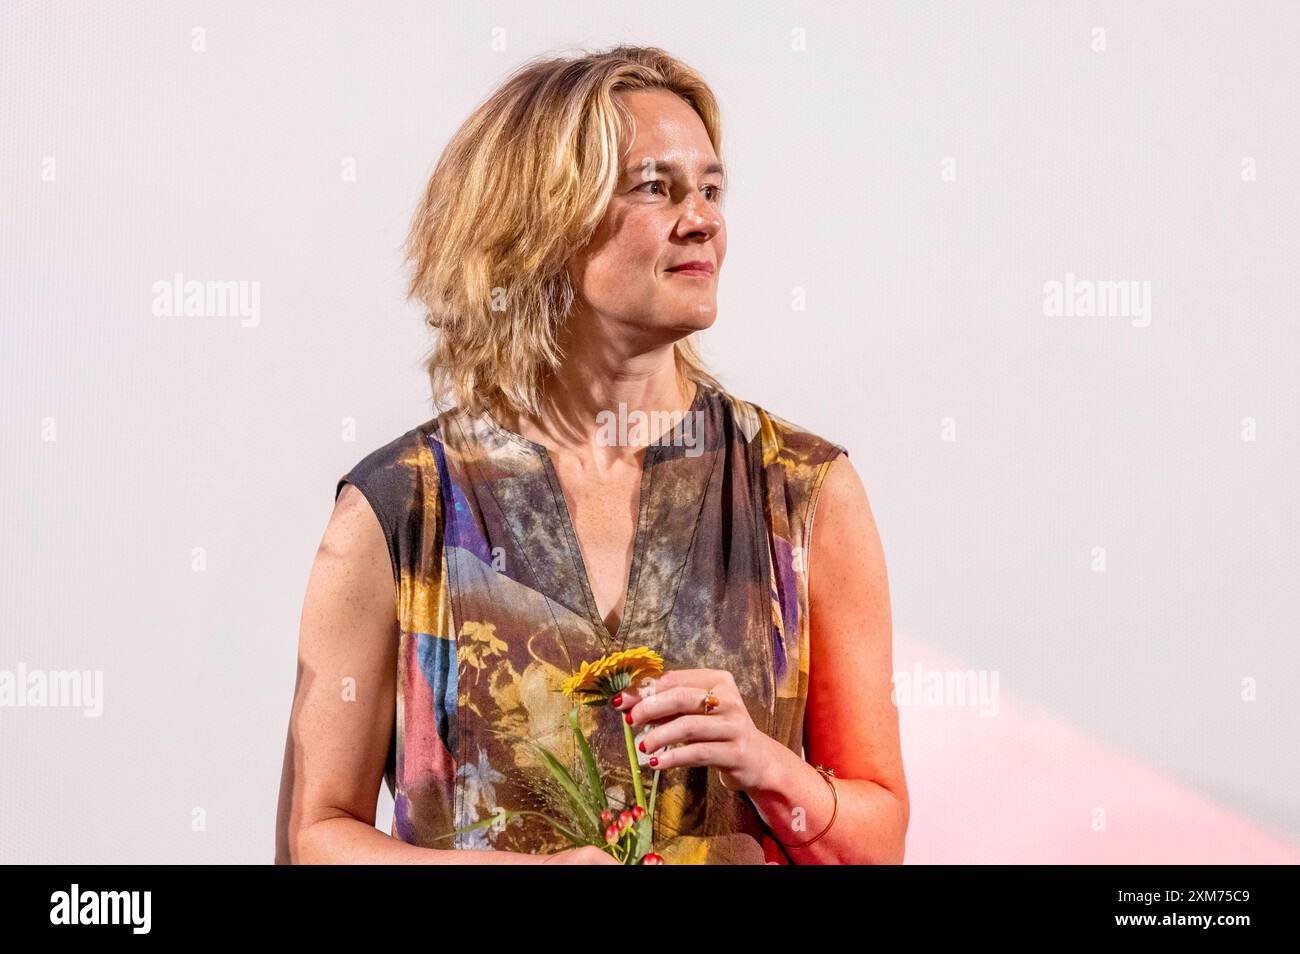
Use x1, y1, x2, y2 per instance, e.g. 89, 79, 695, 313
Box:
892, 634, 1300, 864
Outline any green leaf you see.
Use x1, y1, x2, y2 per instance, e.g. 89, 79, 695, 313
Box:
533, 743, 603, 837
486, 726, 602, 838
634, 815, 653, 859
635, 769, 661, 861
569, 706, 608, 813
437, 814, 502, 838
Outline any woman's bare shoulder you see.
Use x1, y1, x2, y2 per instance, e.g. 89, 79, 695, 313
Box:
720, 390, 848, 467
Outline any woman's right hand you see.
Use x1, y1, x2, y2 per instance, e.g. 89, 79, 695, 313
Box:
539, 845, 623, 865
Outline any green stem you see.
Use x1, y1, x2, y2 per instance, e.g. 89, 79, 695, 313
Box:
622, 718, 647, 810
648, 768, 660, 819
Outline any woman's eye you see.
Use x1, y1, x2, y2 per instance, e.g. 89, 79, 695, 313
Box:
635, 180, 723, 202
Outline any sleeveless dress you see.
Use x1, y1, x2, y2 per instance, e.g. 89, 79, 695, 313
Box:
335, 383, 846, 865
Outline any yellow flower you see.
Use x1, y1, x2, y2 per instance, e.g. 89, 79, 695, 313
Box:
562, 646, 665, 705
560, 658, 604, 698
595, 647, 664, 684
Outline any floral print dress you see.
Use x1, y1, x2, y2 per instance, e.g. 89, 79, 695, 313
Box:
335, 383, 846, 864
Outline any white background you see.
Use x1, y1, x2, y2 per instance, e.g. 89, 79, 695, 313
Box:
1, 1, 1296, 862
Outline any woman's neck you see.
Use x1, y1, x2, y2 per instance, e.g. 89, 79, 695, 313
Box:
498, 354, 698, 459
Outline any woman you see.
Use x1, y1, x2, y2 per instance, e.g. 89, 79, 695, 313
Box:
275, 45, 906, 865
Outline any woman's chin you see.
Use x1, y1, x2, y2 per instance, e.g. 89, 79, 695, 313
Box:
670, 315, 717, 336
661, 301, 718, 331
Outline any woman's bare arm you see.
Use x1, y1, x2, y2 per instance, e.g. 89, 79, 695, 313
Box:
742, 453, 909, 863
802, 453, 909, 862
274, 483, 553, 864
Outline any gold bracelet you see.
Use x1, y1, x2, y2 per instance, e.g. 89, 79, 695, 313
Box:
777, 763, 839, 850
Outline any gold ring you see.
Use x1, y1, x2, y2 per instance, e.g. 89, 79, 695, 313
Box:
701, 688, 720, 714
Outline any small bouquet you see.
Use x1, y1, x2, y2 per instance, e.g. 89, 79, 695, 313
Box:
446, 646, 668, 864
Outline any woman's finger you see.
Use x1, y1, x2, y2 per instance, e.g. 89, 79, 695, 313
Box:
608, 669, 685, 715
627, 684, 723, 727
645, 740, 730, 772
608, 686, 642, 713
637, 713, 732, 757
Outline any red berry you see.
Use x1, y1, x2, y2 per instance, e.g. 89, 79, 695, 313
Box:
640, 852, 664, 865
604, 824, 619, 844
631, 805, 646, 820
600, 808, 614, 824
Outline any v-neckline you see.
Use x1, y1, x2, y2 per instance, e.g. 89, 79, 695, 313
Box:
479, 384, 708, 650
539, 441, 652, 646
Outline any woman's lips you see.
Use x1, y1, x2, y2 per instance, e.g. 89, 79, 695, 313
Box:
666, 263, 714, 277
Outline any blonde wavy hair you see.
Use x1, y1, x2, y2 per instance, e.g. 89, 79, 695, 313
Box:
404, 44, 727, 420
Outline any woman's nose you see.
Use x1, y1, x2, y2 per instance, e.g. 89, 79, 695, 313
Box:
679, 195, 720, 234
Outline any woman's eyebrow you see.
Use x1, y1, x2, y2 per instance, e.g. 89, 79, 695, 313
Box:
624, 159, 727, 181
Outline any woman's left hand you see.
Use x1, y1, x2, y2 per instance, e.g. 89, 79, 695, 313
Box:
611, 668, 775, 793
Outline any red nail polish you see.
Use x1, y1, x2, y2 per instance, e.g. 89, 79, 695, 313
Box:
638, 740, 646, 752
624, 711, 633, 724
611, 693, 622, 707
649, 756, 658, 767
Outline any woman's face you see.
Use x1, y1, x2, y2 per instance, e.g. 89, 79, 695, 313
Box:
565, 88, 727, 347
